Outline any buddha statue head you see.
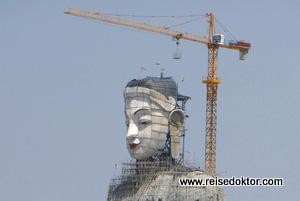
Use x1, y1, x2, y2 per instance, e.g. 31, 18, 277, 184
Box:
124, 77, 186, 160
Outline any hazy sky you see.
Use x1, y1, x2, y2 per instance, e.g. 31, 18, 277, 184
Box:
1, 0, 299, 200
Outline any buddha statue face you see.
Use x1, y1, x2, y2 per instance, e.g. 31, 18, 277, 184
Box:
124, 78, 186, 160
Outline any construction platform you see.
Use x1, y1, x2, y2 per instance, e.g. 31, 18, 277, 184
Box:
107, 160, 225, 201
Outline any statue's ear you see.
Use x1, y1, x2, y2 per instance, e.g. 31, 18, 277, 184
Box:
169, 109, 186, 159
169, 109, 185, 126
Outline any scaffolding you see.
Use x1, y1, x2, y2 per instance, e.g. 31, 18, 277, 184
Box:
107, 160, 225, 201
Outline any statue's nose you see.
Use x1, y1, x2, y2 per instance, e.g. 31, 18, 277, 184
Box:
126, 122, 138, 139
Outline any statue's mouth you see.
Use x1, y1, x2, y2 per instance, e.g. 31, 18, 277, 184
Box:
129, 143, 140, 149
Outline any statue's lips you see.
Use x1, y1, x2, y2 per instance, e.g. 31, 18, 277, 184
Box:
129, 143, 140, 149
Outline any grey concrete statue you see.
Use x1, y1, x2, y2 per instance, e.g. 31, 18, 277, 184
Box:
124, 77, 185, 160
107, 77, 225, 201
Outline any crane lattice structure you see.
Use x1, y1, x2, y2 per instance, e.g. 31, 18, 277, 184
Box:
64, 8, 251, 175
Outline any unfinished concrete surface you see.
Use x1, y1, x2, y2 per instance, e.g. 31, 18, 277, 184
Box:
107, 160, 225, 201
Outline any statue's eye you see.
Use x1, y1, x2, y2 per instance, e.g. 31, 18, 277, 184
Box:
140, 120, 151, 125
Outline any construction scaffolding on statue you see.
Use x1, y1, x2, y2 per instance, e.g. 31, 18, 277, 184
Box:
107, 160, 225, 201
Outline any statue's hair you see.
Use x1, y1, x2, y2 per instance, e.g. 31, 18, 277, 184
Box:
126, 77, 178, 100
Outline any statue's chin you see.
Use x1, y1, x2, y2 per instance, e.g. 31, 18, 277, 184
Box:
129, 149, 152, 160
130, 154, 147, 160
127, 143, 164, 160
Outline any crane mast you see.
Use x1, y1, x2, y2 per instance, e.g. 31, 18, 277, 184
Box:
202, 14, 220, 174
64, 8, 250, 175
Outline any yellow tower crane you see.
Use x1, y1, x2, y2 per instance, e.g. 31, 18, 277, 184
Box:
64, 8, 251, 175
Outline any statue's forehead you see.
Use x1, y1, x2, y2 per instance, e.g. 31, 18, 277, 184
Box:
125, 99, 151, 112
124, 86, 151, 98
124, 86, 176, 112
